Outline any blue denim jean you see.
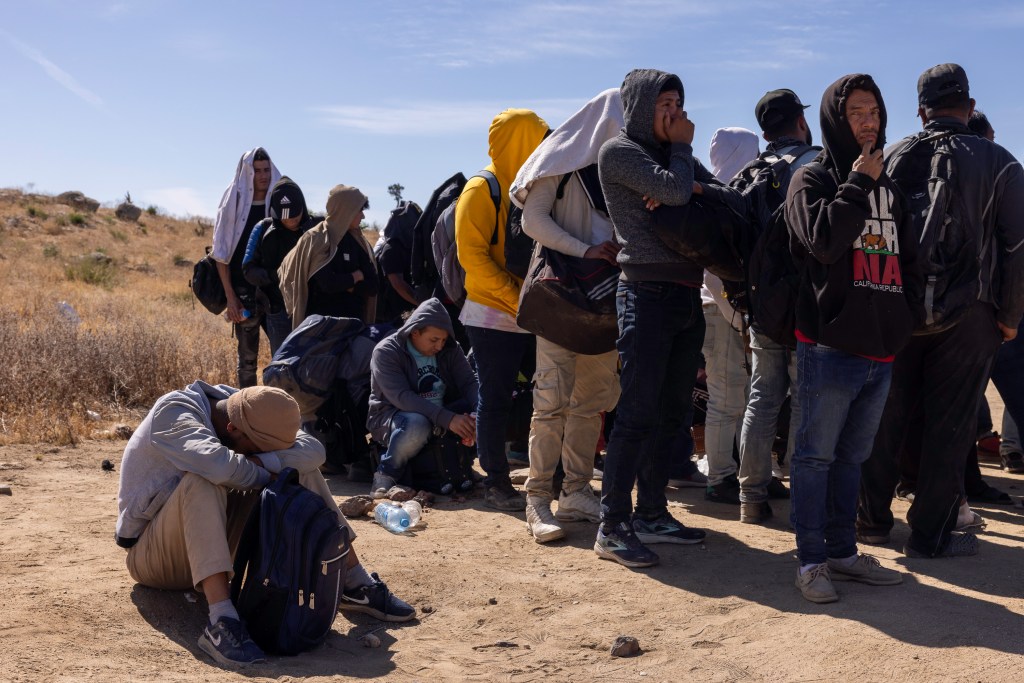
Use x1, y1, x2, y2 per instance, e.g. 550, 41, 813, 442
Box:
739, 327, 800, 502
991, 316, 1024, 449
600, 281, 705, 524
465, 326, 536, 487
265, 309, 293, 357
791, 342, 892, 566
377, 411, 433, 480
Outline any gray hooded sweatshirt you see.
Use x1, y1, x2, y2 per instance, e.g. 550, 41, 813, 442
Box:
598, 69, 734, 284
366, 298, 478, 444
115, 380, 326, 544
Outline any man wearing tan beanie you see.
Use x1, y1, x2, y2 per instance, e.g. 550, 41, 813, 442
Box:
116, 381, 413, 668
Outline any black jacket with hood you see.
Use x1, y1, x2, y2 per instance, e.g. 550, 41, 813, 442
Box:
785, 74, 923, 358
598, 68, 734, 285
366, 298, 478, 444
242, 177, 319, 313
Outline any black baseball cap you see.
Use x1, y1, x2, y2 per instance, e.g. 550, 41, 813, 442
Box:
755, 89, 809, 131
917, 63, 969, 107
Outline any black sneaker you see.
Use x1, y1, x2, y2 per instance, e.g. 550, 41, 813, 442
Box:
484, 479, 526, 511
705, 477, 740, 505
632, 512, 706, 545
339, 572, 416, 622
197, 617, 265, 668
594, 522, 659, 568
767, 476, 790, 500
904, 531, 979, 558
1000, 451, 1024, 474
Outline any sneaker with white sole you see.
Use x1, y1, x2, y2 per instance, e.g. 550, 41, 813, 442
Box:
526, 497, 565, 543
556, 488, 601, 523
371, 472, 396, 500
795, 563, 838, 604
197, 617, 265, 668
827, 554, 902, 585
594, 522, 659, 568
339, 572, 416, 622
631, 512, 706, 545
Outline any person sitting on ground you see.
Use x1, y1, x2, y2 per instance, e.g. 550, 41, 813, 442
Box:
367, 298, 478, 496
242, 176, 319, 354
116, 383, 414, 668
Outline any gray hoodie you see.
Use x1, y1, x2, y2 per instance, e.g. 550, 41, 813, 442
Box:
598, 69, 731, 284
115, 381, 326, 543
366, 298, 478, 444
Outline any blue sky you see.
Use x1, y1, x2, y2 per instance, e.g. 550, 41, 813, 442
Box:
3, 0, 1022, 228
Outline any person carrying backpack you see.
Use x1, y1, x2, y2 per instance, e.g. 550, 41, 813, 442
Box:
785, 74, 923, 604
856, 64, 1024, 560
242, 176, 318, 354
509, 88, 625, 543
734, 89, 820, 524
367, 298, 479, 496
455, 108, 548, 511
116, 384, 414, 668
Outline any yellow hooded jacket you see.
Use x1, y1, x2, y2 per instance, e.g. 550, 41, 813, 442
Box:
455, 109, 548, 317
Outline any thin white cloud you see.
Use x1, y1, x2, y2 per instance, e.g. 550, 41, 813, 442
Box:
138, 187, 210, 218
2, 32, 103, 108
312, 99, 587, 135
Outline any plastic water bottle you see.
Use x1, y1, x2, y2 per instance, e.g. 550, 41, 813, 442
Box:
373, 502, 411, 534
401, 500, 422, 528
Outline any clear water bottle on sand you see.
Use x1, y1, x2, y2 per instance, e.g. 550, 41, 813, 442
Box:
374, 502, 411, 534
401, 500, 422, 528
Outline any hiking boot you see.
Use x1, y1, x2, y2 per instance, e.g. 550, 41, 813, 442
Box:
827, 554, 903, 585
339, 572, 416, 622
525, 497, 565, 543
795, 564, 838, 604
855, 531, 891, 546
198, 617, 265, 668
484, 479, 526, 511
740, 500, 773, 524
668, 470, 708, 488
1000, 451, 1024, 474
904, 531, 979, 558
767, 476, 790, 499
632, 512, 706, 545
594, 522, 659, 568
705, 476, 740, 505
556, 488, 601, 523
371, 472, 396, 500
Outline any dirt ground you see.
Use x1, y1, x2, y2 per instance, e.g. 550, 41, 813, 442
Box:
1, 386, 1022, 683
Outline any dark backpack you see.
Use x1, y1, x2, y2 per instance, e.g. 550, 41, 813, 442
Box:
729, 144, 820, 346
231, 468, 351, 655
263, 315, 367, 418
411, 173, 467, 300
190, 247, 227, 315
885, 130, 978, 334
652, 194, 748, 282
407, 433, 476, 495
313, 377, 371, 470
431, 171, 501, 308
503, 202, 533, 280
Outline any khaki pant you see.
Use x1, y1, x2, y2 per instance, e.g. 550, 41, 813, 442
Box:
126, 470, 352, 591
525, 337, 620, 500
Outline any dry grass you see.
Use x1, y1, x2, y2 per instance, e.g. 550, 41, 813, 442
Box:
0, 188, 250, 445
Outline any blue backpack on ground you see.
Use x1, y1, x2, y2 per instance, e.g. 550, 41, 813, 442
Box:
231, 468, 351, 655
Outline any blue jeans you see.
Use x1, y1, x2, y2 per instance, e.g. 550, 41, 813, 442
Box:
739, 327, 800, 502
991, 316, 1024, 448
465, 326, 536, 487
601, 281, 705, 524
265, 309, 293, 357
791, 342, 892, 566
377, 411, 433, 480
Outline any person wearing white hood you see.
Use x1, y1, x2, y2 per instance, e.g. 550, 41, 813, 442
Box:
211, 147, 282, 388
510, 89, 624, 543
700, 128, 759, 505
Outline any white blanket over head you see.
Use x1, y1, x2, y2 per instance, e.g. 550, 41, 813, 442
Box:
211, 147, 282, 263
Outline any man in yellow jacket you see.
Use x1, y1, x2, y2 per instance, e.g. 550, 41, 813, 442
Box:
455, 108, 548, 510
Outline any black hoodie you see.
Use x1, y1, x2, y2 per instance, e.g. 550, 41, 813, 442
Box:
598, 68, 729, 284
785, 74, 922, 359
242, 177, 318, 313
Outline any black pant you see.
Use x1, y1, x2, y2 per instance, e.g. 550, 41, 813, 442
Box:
858, 303, 1002, 556
235, 314, 268, 388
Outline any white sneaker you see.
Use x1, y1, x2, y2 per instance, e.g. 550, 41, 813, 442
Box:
526, 497, 565, 543
555, 488, 601, 523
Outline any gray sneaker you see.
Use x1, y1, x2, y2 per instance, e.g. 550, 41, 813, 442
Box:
739, 501, 772, 524
371, 472, 396, 500
525, 497, 565, 543
795, 564, 838, 604
827, 554, 903, 585
484, 480, 526, 511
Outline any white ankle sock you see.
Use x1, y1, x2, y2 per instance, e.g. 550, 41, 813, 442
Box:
208, 598, 239, 626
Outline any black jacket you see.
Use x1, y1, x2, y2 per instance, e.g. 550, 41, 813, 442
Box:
785, 74, 923, 358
